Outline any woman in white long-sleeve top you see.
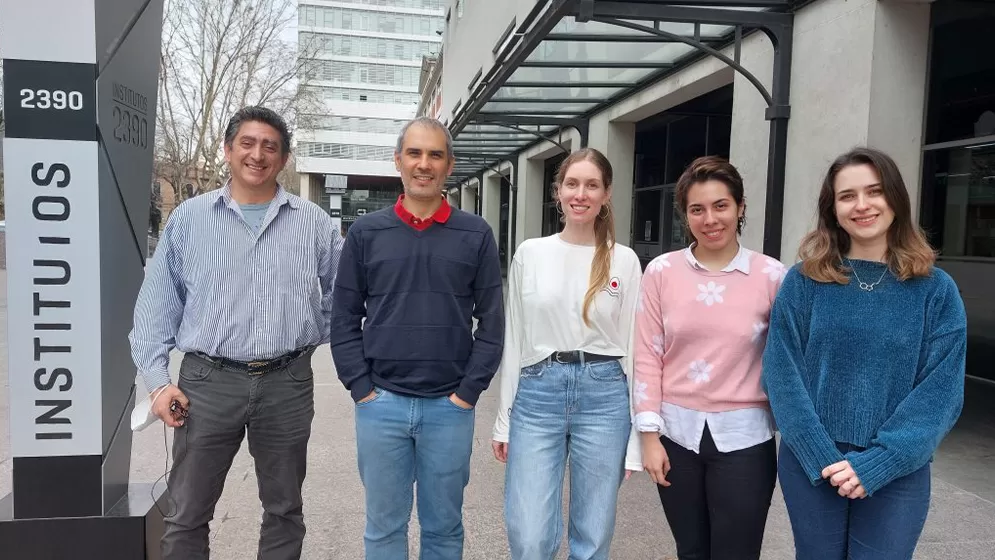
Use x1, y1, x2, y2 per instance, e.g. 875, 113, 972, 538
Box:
490, 148, 643, 560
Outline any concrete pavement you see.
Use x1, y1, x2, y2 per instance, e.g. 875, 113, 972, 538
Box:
128, 349, 995, 559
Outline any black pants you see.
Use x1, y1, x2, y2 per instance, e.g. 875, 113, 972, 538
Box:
656, 424, 777, 560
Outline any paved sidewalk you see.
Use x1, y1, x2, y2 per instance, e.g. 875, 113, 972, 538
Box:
128, 347, 995, 559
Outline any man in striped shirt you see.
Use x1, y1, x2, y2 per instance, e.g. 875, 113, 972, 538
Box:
129, 106, 342, 560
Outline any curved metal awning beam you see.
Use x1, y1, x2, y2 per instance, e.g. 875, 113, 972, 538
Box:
455, 154, 515, 177
467, 122, 574, 154
594, 17, 773, 107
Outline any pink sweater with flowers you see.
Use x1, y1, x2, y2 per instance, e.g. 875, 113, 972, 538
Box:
633, 249, 786, 429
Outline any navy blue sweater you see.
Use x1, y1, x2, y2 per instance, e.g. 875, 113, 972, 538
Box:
761, 260, 966, 496
330, 207, 505, 405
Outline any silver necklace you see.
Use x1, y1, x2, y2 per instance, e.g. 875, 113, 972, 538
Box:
845, 258, 888, 291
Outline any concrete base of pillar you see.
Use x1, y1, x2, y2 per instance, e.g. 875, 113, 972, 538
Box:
0, 483, 167, 560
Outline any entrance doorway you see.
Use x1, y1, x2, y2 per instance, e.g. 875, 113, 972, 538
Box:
541, 152, 569, 237
631, 85, 733, 268
499, 175, 511, 276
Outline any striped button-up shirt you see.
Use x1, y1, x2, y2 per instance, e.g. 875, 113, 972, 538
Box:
129, 184, 343, 391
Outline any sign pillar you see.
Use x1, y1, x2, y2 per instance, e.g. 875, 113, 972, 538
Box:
0, 1, 166, 557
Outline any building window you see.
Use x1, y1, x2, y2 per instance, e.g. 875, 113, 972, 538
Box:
924, 3, 995, 146
920, 1, 995, 259
630, 85, 732, 265
541, 152, 568, 236
298, 142, 396, 161
922, 146, 995, 258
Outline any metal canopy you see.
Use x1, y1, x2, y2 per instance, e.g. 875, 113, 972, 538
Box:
447, 0, 795, 259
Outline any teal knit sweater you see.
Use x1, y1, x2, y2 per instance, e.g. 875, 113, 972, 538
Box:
761, 260, 966, 496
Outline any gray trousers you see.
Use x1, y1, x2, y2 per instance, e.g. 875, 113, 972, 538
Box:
161, 351, 315, 560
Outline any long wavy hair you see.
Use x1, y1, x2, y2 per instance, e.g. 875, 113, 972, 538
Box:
553, 148, 616, 326
798, 147, 935, 283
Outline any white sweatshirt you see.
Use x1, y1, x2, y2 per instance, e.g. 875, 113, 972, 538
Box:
492, 233, 644, 471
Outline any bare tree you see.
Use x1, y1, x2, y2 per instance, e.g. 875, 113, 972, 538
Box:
156, 0, 319, 216
277, 152, 302, 196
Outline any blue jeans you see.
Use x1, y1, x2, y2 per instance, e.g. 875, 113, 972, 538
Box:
355, 387, 475, 560
778, 442, 931, 560
504, 358, 631, 560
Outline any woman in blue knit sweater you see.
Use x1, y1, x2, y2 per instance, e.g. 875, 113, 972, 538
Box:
761, 147, 967, 559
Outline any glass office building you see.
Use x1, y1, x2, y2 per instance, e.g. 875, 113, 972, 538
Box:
296, 0, 446, 231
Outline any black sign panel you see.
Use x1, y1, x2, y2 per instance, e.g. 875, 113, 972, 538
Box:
329, 209, 342, 217
3, 59, 97, 142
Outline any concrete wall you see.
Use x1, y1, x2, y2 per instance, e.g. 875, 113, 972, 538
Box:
481, 172, 502, 242
440, 0, 544, 124
779, 0, 930, 261
461, 179, 479, 213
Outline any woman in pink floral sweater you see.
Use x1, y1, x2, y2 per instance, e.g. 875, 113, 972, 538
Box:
633, 156, 786, 559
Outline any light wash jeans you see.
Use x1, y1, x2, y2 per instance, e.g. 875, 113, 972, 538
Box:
354, 387, 476, 560
504, 357, 631, 560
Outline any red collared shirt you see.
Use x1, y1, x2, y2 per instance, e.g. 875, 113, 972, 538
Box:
394, 194, 452, 231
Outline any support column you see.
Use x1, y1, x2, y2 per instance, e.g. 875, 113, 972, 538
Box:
780, 0, 929, 257
865, 1, 930, 220
729, 32, 774, 253
327, 191, 343, 235
299, 173, 312, 203
1, 0, 168, 557
482, 173, 502, 240
588, 119, 636, 246
322, 174, 346, 234
509, 159, 519, 259
460, 181, 478, 214
517, 156, 545, 247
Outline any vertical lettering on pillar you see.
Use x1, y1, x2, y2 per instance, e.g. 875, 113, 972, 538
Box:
4, 58, 103, 458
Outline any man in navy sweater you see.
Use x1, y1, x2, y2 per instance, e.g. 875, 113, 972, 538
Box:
330, 116, 505, 560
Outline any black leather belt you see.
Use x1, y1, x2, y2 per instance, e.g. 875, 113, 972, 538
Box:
548, 351, 620, 364
193, 346, 313, 374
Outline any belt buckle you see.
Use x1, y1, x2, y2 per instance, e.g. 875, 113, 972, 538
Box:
246, 360, 269, 374
554, 352, 569, 364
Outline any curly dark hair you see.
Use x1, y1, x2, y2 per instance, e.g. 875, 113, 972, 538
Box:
223, 106, 292, 155
674, 156, 746, 236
